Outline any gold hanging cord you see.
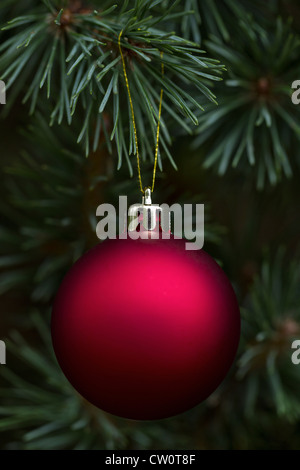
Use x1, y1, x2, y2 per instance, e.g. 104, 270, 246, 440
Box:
118, 30, 164, 194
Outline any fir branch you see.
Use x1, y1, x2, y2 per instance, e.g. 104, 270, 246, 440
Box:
192, 18, 300, 188
0, 0, 224, 168
238, 248, 300, 422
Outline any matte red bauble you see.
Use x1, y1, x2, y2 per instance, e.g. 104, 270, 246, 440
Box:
51, 232, 240, 420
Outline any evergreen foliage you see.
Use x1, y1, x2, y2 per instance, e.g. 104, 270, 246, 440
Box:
0, 0, 300, 450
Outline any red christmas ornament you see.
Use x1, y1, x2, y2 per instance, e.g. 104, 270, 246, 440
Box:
51, 204, 240, 420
